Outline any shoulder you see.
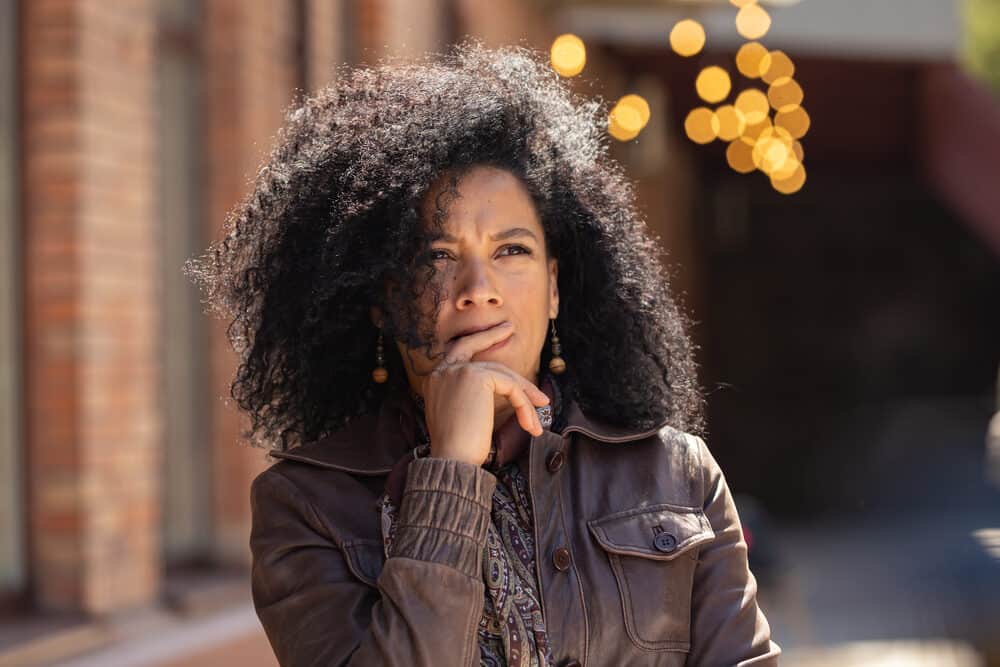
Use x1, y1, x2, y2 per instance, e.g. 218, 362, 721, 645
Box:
646, 424, 714, 504
567, 416, 713, 508
250, 445, 388, 547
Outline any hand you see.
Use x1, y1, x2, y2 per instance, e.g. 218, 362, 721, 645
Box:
421, 322, 550, 466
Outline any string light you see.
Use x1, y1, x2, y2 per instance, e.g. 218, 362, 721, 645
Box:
670, 19, 706, 57
715, 105, 747, 141
771, 163, 806, 194
760, 50, 795, 84
736, 3, 772, 40
774, 106, 811, 139
550, 34, 586, 77
685, 107, 719, 144
768, 78, 804, 112
735, 89, 770, 125
547, 2, 808, 193
736, 42, 769, 79
726, 140, 756, 173
696, 66, 732, 104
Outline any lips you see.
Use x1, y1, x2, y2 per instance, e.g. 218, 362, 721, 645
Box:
449, 321, 508, 342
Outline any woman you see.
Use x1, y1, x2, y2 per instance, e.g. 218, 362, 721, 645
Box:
186, 39, 780, 667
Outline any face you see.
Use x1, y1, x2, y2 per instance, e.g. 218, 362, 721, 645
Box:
376, 165, 559, 397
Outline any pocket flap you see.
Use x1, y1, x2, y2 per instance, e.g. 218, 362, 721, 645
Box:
587, 503, 715, 561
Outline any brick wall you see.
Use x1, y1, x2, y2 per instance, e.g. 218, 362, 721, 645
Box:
203, 0, 300, 567
22, 0, 161, 614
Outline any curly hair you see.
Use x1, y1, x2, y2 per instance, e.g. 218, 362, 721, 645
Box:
184, 38, 705, 452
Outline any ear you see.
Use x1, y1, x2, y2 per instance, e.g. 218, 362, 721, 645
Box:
547, 258, 559, 319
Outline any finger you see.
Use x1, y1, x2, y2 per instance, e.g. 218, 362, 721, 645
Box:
444, 321, 513, 364
475, 361, 549, 407
488, 372, 544, 436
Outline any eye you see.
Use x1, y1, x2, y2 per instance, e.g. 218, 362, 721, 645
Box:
497, 244, 532, 257
429, 248, 454, 261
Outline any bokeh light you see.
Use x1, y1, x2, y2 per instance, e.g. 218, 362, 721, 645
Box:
715, 105, 747, 141
736, 42, 769, 79
608, 94, 651, 142
726, 140, 756, 173
696, 66, 732, 104
751, 126, 795, 173
760, 50, 795, 84
771, 162, 807, 194
670, 19, 706, 57
735, 88, 770, 125
608, 105, 641, 142
740, 115, 773, 145
672, 0, 807, 193
768, 78, 804, 112
736, 3, 772, 40
550, 34, 586, 77
685, 107, 719, 144
774, 105, 811, 138
618, 94, 651, 128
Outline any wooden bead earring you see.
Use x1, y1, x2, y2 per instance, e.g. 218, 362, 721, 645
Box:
372, 327, 389, 384
548, 318, 566, 374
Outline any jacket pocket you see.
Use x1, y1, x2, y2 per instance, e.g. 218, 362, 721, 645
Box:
341, 539, 386, 587
587, 503, 715, 652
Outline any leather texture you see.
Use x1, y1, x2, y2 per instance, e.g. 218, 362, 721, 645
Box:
249, 391, 781, 666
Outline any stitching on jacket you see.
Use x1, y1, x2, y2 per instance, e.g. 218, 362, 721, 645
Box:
341, 542, 379, 587
393, 522, 486, 543
402, 486, 493, 511
463, 580, 486, 666
263, 469, 341, 545
590, 501, 702, 524
612, 552, 692, 652
591, 527, 707, 561
694, 435, 708, 507
268, 451, 393, 475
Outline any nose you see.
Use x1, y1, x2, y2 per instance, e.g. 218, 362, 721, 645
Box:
453, 258, 502, 309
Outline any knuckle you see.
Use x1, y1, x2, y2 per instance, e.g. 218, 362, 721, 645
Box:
455, 364, 477, 380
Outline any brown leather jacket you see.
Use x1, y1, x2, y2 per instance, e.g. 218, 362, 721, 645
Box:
249, 391, 781, 667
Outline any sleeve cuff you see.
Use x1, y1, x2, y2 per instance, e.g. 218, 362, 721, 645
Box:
389, 457, 497, 579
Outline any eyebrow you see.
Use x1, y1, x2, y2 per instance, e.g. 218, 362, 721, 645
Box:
435, 227, 540, 243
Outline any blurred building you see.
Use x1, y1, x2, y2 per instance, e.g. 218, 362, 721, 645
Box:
555, 0, 1000, 514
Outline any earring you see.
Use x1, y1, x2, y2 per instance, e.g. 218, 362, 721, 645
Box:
372, 328, 389, 383
548, 319, 566, 374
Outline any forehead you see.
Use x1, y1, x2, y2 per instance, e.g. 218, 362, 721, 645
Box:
420, 165, 541, 234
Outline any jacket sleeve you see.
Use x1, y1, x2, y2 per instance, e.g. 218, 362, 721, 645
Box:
687, 436, 782, 666
250, 457, 496, 667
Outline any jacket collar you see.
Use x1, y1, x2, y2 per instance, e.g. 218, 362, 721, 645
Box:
267, 384, 670, 476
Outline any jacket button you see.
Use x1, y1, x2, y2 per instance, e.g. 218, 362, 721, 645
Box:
552, 547, 572, 571
653, 532, 678, 553
546, 450, 565, 473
